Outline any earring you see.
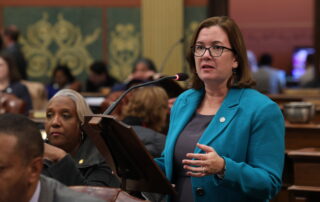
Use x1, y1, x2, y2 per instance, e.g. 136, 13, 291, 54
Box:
79, 123, 85, 141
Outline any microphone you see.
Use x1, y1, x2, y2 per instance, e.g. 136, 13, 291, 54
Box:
103, 73, 188, 115
167, 72, 189, 81
159, 38, 185, 73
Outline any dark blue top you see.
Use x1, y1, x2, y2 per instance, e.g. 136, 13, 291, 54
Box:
1, 81, 32, 113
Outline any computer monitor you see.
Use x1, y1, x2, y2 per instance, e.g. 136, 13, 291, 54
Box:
292, 46, 315, 79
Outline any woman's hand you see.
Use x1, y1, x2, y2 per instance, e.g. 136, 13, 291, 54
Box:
182, 143, 225, 177
44, 143, 67, 162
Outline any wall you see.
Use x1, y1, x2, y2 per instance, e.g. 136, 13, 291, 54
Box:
230, 0, 314, 74
0, 0, 207, 83
0, 0, 141, 83
1, 0, 311, 81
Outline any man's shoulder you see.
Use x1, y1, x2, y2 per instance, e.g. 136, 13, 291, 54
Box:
39, 175, 104, 202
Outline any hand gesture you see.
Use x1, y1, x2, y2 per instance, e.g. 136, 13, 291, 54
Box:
182, 143, 225, 177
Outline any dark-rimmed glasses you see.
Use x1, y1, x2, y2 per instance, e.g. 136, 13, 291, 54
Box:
192, 45, 234, 57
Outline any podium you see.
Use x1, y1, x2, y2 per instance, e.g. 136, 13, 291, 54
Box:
82, 114, 175, 195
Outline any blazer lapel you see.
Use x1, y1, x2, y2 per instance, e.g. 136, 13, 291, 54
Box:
167, 89, 204, 148
165, 89, 203, 180
195, 88, 243, 153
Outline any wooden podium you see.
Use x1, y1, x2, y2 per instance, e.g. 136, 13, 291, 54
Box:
82, 114, 176, 195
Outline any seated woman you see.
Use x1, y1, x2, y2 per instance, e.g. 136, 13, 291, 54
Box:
130, 58, 185, 98
42, 89, 120, 187
130, 58, 158, 81
121, 86, 168, 158
0, 53, 32, 113
112, 58, 157, 92
46, 65, 82, 99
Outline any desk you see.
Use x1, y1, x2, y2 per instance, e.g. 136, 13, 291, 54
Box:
285, 123, 320, 150
269, 93, 320, 124
271, 124, 320, 202
268, 94, 304, 106
287, 148, 320, 187
287, 148, 320, 202
81, 92, 107, 114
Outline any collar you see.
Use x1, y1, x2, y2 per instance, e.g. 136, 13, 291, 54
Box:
29, 181, 40, 202
177, 88, 244, 152
181, 88, 243, 108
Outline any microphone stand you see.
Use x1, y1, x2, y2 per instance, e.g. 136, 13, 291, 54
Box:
159, 38, 184, 73
103, 76, 176, 115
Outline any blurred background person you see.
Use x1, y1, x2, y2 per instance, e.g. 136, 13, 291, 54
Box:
0, 53, 32, 113
1, 25, 28, 80
112, 57, 158, 92
129, 57, 158, 81
253, 53, 285, 94
247, 50, 258, 73
85, 60, 118, 93
299, 53, 315, 87
42, 89, 120, 187
130, 57, 185, 98
46, 64, 82, 99
121, 86, 168, 158
0, 113, 104, 202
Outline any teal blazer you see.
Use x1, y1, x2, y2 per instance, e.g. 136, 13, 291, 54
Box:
155, 88, 285, 202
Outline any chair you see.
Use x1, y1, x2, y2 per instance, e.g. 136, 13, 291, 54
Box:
21, 80, 47, 110
69, 186, 149, 202
0, 93, 25, 114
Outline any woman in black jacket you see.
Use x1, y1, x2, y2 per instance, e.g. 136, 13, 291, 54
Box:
42, 89, 120, 187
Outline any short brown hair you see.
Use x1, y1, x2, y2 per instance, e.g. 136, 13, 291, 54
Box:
186, 16, 255, 89
122, 86, 168, 132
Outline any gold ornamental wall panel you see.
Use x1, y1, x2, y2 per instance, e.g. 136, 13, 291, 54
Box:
4, 7, 103, 83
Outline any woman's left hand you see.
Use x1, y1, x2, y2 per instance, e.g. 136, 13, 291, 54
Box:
182, 143, 225, 177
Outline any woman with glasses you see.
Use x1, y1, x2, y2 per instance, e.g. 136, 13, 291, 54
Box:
155, 16, 285, 202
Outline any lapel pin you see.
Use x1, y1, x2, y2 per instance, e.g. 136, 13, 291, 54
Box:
219, 117, 226, 123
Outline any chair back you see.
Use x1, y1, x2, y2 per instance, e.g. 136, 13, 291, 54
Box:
21, 80, 48, 110
69, 186, 149, 202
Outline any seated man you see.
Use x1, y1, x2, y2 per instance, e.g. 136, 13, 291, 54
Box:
0, 113, 104, 202
86, 61, 118, 93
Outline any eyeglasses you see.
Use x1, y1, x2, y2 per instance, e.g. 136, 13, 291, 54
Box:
192, 45, 234, 57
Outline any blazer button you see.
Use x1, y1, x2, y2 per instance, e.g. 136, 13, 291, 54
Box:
196, 187, 205, 196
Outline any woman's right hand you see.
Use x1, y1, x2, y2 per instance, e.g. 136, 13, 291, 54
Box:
44, 143, 67, 162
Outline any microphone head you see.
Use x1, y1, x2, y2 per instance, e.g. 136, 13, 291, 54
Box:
175, 73, 189, 81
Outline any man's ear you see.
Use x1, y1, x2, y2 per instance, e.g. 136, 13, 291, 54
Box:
27, 157, 43, 184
